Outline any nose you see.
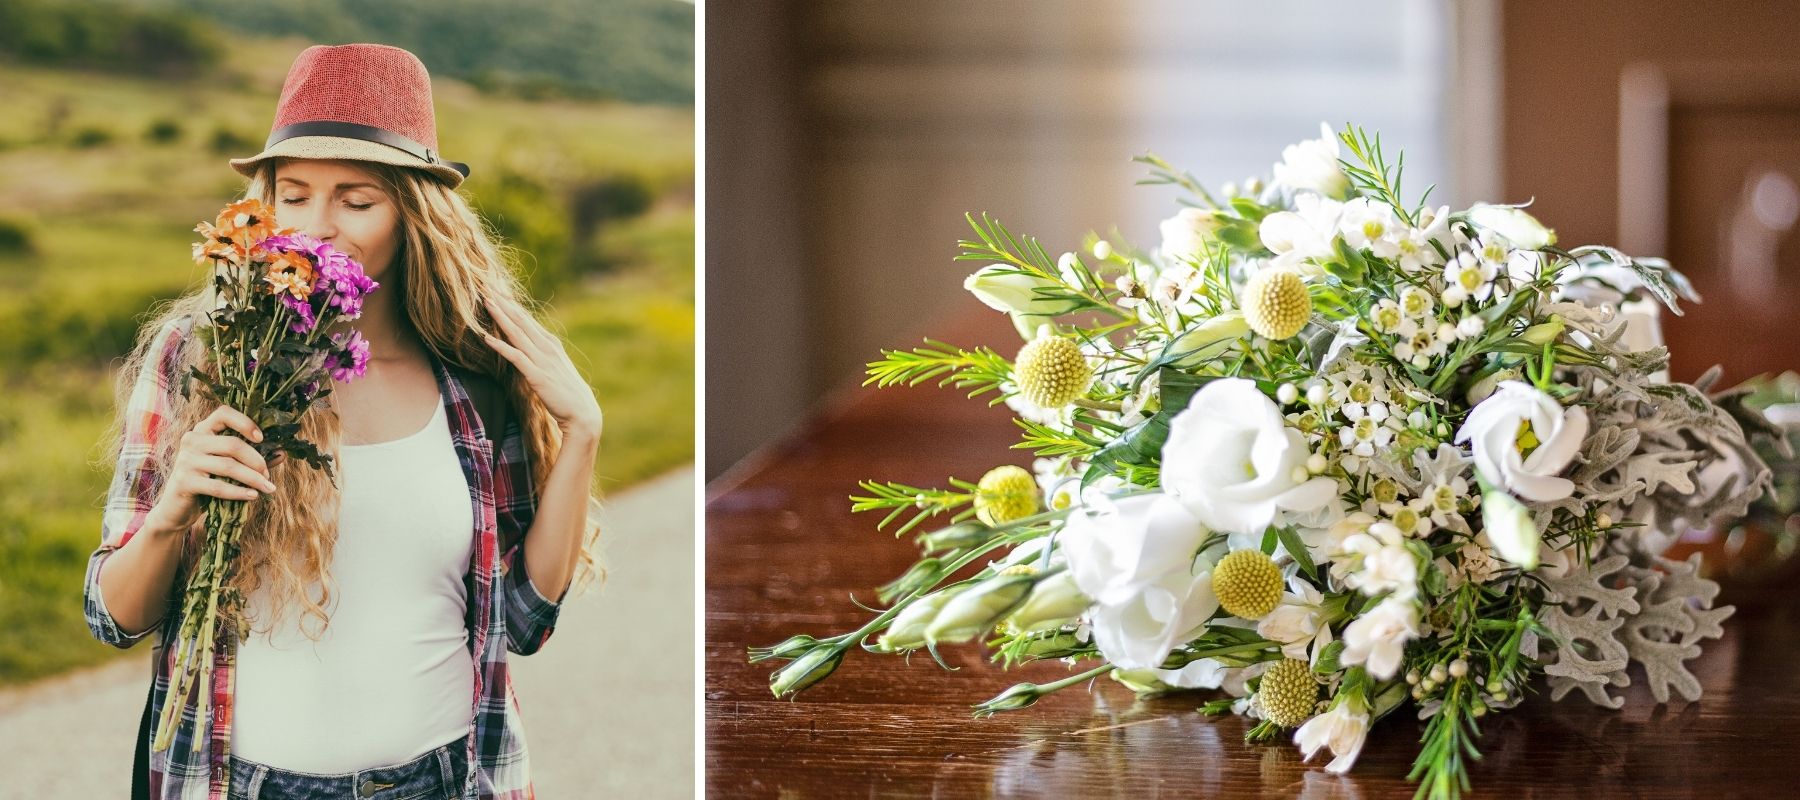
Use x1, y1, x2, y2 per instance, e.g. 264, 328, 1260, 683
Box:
303, 205, 338, 242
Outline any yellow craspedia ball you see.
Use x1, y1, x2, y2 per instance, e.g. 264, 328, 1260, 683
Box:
1213, 549, 1284, 619
975, 465, 1040, 526
1014, 335, 1093, 408
1242, 267, 1310, 340
1257, 659, 1319, 728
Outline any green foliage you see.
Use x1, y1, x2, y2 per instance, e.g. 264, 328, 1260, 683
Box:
70, 125, 113, 148
0, 215, 38, 255
132, 0, 694, 105
144, 117, 183, 144
0, 0, 222, 75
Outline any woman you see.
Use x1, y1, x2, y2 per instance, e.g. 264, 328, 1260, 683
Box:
83, 44, 604, 800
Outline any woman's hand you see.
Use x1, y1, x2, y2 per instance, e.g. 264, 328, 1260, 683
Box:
481, 296, 604, 441
144, 405, 279, 536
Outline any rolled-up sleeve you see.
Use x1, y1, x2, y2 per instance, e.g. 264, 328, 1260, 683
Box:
85, 319, 189, 648
494, 414, 564, 655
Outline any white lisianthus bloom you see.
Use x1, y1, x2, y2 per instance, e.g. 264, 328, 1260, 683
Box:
1337, 197, 1403, 259
1455, 381, 1590, 502
1259, 194, 1344, 275
1480, 489, 1541, 569
1272, 122, 1350, 199
1162, 378, 1339, 535
1157, 657, 1229, 689
965, 264, 1062, 339
1087, 565, 1218, 670
1294, 696, 1372, 774
1160, 207, 1221, 263
1059, 493, 1210, 606
1340, 594, 1419, 679
1468, 203, 1556, 250
1257, 578, 1334, 664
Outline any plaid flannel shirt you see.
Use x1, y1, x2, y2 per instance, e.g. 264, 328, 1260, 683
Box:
84, 315, 565, 799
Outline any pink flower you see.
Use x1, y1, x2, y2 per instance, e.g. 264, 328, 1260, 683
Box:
328, 330, 371, 383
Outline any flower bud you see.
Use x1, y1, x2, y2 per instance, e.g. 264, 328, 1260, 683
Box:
875, 587, 965, 652
919, 520, 995, 553
1519, 316, 1565, 346
748, 633, 824, 663
1005, 571, 1092, 634
1481, 489, 1541, 570
1468, 203, 1556, 250
974, 681, 1049, 715
925, 573, 1037, 645
876, 558, 944, 604
1171, 311, 1249, 367
768, 645, 844, 698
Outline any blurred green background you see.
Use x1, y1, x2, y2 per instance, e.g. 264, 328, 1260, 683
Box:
0, 0, 694, 685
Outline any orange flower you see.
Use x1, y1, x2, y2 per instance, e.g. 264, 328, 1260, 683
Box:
214, 199, 280, 249
263, 249, 315, 298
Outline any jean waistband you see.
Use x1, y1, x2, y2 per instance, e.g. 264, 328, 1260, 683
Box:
227, 738, 468, 800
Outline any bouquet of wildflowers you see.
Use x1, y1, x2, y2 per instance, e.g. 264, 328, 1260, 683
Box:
751, 125, 1779, 798
153, 199, 377, 751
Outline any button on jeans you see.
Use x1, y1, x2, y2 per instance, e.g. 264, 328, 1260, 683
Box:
226, 738, 467, 800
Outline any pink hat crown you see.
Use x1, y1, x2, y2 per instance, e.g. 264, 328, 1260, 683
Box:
272, 44, 440, 151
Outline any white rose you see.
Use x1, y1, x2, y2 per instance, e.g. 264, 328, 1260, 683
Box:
1087, 564, 1218, 670
1454, 381, 1589, 502
1271, 122, 1350, 199
1294, 698, 1371, 774
1159, 207, 1221, 262
1339, 594, 1419, 680
1162, 378, 1339, 535
1467, 203, 1555, 250
1059, 493, 1210, 606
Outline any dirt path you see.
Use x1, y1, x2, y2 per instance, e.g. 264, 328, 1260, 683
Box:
0, 465, 696, 799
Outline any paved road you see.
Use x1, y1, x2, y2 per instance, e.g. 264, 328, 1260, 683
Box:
0, 466, 696, 799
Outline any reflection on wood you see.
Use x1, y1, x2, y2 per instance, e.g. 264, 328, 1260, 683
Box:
706, 309, 1800, 798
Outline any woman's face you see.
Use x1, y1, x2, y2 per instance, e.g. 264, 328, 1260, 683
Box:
272, 159, 403, 281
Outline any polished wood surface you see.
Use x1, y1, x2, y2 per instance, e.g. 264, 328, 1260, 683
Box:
705, 312, 1800, 799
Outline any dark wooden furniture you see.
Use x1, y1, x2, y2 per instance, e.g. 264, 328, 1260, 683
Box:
706, 313, 1798, 798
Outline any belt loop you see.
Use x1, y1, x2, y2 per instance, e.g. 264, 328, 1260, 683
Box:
436, 745, 455, 795
247, 764, 269, 800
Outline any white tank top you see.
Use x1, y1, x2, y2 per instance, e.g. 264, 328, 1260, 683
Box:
231, 394, 476, 773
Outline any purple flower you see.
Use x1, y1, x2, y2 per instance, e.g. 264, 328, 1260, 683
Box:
258, 233, 380, 325
328, 330, 371, 383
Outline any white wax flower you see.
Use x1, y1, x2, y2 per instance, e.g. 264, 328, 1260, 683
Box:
1159, 207, 1221, 262
1294, 697, 1371, 774
1162, 378, 1339, 535
1340, 594, 1419, 679
1454, 381, 1589, 502
1337, 197, 1403, 259
1272, 122, 1350, 199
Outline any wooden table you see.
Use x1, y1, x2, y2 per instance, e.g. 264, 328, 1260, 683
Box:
705, 312, 1799, 798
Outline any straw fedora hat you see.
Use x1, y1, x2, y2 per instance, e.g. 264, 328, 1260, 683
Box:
230, 43, 470, 188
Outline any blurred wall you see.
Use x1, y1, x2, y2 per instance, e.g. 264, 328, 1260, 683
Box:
706, 0, 1452, 481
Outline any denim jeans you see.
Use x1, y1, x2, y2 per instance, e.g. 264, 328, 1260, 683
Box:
226, 738, 468, 800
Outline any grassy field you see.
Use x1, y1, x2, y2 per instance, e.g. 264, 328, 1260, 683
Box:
0, 39, 693, 685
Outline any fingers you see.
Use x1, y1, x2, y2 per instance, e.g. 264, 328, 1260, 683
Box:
192, 475, 265, 503
483, 328, 529, 368
197, 404, 263, 443
486, 296, 561, 356
194, 453, 277, 493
